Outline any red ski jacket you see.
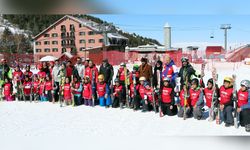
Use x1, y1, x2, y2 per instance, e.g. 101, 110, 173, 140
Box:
219, 86, 233, 106
114, 85, 123, 97
4, 83, 12, 96
204, 88, 213, 108
129, 83, 139, 98
23, 81, 32, 95
161, 86, 173, 104
237, 89, 248, 107
45, 81, 53, 91
139, 84, 145, 99
83, 83, 92, 99
97, 82, 106, 97
63, 83, 72, 99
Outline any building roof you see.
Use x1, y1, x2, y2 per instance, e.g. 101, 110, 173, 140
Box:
33, 15, 127, 40
107, 33, 128, 40
206, 46, 224, 52
126, 44, 180, 52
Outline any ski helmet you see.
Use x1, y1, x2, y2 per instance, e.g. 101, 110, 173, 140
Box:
224, 77, 233, 83
114, 78, 120, 83
240, 80, 250, 88
207, 78, 214, 85
163, 77, 171, 82
133, 64, 139, 71
120, 62, 126, 67
139, 76, 146, 81
181, 57, 189, 63
98, 74, 104, 81
191, 78, 199, 86
143, 81, 150, 87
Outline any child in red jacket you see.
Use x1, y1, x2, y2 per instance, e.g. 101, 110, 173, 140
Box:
160, 77, 177, 116
3, 78, 13, 101
32, 74, 40, 101
112, 78, 123, 108
97, 74, 108, 107
82, 76, 92, 106
177, 83, 192, 118
23, 75, 32, 101
63, 77, 72, 105
45, 74, 53, 102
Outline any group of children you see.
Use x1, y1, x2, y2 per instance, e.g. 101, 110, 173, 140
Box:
1, 62, 250, 132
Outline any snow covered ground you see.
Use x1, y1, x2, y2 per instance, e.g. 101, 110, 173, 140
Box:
0, 101, 249, 137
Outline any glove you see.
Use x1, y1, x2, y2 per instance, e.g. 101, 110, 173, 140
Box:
104, 94, 108, 99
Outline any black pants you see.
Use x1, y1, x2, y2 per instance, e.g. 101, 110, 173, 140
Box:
24, 95, 30, 101
240, 108, 250, 127
142, 99, 153, 111
74, 95, 82, 106
133, 95, 141, 110
223, 105, 234, 124
161, 103, 177, 116
47, 91, 52, 102
53, 82, 59, 102
112, 96, 122, 108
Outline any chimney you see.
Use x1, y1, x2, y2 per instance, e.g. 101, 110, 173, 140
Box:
164, 23, 171, 50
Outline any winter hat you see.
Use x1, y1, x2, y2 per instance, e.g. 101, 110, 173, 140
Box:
207, 78, 214, 86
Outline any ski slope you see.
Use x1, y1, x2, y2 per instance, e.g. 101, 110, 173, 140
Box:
0, 101, 249, 137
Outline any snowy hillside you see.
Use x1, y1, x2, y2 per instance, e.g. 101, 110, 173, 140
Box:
0, 15, 30, 37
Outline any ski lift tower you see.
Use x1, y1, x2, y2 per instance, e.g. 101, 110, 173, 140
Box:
220, 24, 231, 52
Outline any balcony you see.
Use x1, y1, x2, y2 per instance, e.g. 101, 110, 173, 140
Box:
61, 43, 76, 48
61, 28, 66, 32
61, 35, 75, 39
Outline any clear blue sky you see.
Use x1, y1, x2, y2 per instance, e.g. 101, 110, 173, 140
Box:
93, 0, 250, 44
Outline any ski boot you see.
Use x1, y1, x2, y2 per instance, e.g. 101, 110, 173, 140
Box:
245, 124, 250, 132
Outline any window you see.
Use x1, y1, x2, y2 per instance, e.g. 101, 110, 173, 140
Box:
70, 24, 75, 30
61, 40, 66, 46
88, 39, 95, 43
79, 47, 86, 51
70, 40, 75, 45
99, 39, 104, 43
79, 24, 82, 28
52, 33, 58, 37
62, 48, 67, 53
35, 42, 41, 45
61, 33, 66, 38
80, 39, 86, 43
52, 41, 58, 45
88, 31, 94, 35
70, 32, 75, 37
44, 41, 50, 45
44, 34, 50, 37
44, 48, 50, 52
36, 49, 42, 52
79, 32, 85, 36
61, 25, 66, 29
52, 48, 58, 52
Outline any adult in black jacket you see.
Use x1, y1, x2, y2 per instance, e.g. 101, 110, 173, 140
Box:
153, 60, 163, 89
99, 59, 114, 102
99, 59, 114, 85
178, 57, 200, 90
